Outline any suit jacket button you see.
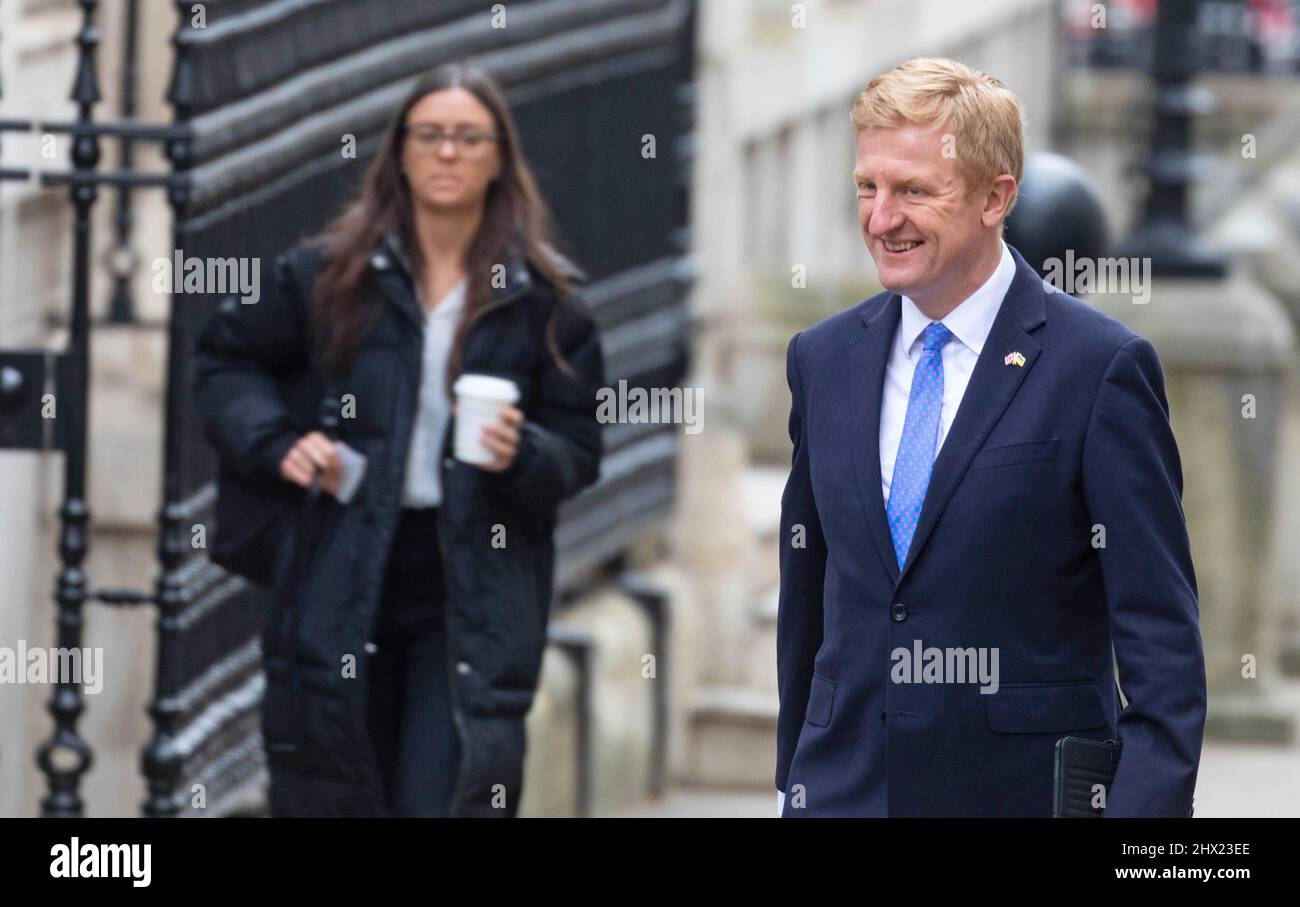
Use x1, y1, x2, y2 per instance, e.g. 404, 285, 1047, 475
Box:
456, 661, 472, 675
891, 602, 908, 622
443, 456, 455, 469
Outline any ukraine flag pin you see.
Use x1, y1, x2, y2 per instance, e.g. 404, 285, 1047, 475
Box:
1003, 351, 1026, 367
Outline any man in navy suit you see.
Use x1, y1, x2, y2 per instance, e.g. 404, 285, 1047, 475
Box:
775, 57, 1205, 817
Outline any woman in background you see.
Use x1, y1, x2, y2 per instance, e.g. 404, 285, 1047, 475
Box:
193, 60, 605, 817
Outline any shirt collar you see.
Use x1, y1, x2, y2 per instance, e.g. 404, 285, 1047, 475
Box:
424, 278, 467, 320
898, 239, 1015, 360
379, 224, 533, 302
382, 226, 472, 319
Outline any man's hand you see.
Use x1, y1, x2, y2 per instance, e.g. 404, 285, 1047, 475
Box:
279, 430, 342, 496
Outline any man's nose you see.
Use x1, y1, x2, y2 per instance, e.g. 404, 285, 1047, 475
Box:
865, 192, 904, 237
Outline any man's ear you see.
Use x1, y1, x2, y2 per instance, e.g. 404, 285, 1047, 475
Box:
982, 174, 1018, 228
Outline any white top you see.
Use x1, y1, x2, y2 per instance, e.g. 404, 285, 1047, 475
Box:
400, 278, 468, 508
878, 239, 1016, 506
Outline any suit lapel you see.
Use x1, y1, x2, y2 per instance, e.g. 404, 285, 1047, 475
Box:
854, 245, 1049, 591
850, 293, 905, 585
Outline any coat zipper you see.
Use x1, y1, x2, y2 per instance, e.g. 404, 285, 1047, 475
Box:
285, 382, 347, 758
432, 489, 466, 815
426, 280, 529, 816
283, 486, 323, 755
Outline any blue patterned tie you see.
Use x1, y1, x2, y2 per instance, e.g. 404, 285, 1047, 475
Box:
887, 321, 954, 570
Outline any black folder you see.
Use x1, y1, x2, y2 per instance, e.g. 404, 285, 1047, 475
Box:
1053, 736, 1121, 817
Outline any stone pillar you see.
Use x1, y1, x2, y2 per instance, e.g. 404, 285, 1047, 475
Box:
1088, 271, 1297, 742
1214, 157, 1300, 679
672, 399, 758, 687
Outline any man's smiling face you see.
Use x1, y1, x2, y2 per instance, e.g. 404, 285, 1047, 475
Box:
854, 122, 1008, 314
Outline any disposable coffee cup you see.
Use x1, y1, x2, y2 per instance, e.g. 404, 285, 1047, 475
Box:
453, 374, 520, 464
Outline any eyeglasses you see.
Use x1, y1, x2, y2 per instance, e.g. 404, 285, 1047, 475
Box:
403, 124, 499, 159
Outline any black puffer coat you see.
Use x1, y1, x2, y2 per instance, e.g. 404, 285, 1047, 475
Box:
192, 228, 605, 816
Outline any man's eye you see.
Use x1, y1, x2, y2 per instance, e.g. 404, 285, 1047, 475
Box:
905, 187, 923, 196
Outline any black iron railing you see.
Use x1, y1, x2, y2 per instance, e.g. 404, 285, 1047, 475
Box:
0, 0, 695, 817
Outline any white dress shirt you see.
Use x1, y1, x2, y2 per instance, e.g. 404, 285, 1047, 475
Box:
878, 239, 1015, 505
400, 278, 467, 508
777, 240, 1015, 817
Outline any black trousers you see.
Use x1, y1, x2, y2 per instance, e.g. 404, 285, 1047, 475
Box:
365, 506, 462, 817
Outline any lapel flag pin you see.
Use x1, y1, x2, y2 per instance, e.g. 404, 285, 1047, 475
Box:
1003, 351, 1026, 367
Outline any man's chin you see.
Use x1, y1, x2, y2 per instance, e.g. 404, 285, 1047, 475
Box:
875, 270, 916, 297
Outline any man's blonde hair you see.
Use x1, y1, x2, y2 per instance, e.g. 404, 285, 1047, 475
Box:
851, 57, 1025, 220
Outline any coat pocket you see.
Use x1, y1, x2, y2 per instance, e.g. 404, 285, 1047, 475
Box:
969, 438, 1059, 471
261, 656, 360, 782
985, 681, 1107, 734
211, 459, 304, 589
260, 655, 300, 755
453, 713, 525, 817
804, 674, 837, 727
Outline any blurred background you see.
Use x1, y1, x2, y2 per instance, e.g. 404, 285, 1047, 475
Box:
0, 0, 1296, 818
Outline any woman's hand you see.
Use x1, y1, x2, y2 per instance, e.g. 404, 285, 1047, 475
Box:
459, 404, 524, 472
279, 430, 343, 495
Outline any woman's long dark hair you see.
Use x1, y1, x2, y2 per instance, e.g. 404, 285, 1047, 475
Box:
309, 60, 575, 385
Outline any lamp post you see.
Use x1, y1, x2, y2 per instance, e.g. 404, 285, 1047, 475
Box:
1116, 0, 1230, 277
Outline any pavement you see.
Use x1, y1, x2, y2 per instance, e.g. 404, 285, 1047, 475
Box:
605, 682, 1300, 818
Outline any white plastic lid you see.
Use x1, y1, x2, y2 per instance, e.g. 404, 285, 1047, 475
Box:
453, 374, 520, 402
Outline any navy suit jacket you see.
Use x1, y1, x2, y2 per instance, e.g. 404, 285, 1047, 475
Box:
776, 243, 1206, 817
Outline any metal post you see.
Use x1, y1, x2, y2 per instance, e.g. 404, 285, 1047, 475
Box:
1117, 0, 1229, 277
106, 0, 140, 324
36, 0, 101, 818
620, 573, 671, 798
548, 625, 594, 817
140, 0, 196, 817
